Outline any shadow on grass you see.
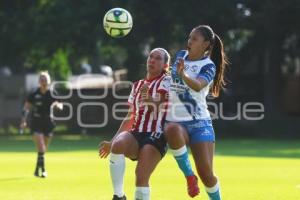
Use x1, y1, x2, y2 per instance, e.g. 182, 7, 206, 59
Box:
0, 176, 30, 182
0, 135, 109, 153
0, 135, 299, 159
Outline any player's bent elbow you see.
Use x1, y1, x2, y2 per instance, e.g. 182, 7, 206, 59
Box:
193, 84, 205, 92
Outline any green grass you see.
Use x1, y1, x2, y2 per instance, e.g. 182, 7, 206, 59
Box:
0, 135, 300, 200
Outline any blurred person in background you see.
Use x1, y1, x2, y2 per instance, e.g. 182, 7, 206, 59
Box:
20, 71, 63, 178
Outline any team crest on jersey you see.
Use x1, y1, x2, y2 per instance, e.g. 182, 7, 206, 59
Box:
174, 77, 181, 84
191, 65, 198, 73
35, 94, 41, 98
184, 64, 189, 70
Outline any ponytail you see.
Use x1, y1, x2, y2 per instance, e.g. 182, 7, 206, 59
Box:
210, 34, 227, 97
194, 25, 228, 97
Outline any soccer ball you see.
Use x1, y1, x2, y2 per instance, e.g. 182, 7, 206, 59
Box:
103, 8, 133, 38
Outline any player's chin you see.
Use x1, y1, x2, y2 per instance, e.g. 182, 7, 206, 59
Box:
147, 68, 160, 76
187, 47, 192, 54
147, 65, 155, 72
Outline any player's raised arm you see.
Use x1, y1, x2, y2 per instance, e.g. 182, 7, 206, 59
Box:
177, 58, 209, 92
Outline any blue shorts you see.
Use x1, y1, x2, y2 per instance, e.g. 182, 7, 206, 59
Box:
169, 120, 215, 144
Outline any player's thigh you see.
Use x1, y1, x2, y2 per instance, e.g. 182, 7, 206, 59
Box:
190, 142, 214, 174
111, 131, 139, 159
135, 144, 161, 183
33, 133, 46, 150
44, 135, 53, 148
164, 122, 189, 144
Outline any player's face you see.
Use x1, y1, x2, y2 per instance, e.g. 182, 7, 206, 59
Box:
147, 50, 165, 75
187, 29, 210, 58
39, 75, 48, 88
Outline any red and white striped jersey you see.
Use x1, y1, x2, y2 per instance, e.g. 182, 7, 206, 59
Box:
128, 73, 170, 133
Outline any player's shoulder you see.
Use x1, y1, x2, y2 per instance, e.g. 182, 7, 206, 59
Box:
200, 58, 216, 73
160, 74, 171, 82
133, 79, 143, 86
192, 57, 216, 69
29, 88, 39, 95
27, 88, 39, 102
131, 79, 144, 91
202, 57, 215, 66
47, 88, 58, 97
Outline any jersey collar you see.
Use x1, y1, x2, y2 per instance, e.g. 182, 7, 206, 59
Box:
145, 72, 164, 82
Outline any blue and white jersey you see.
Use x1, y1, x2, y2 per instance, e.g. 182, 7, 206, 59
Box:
166, 50, 216, 122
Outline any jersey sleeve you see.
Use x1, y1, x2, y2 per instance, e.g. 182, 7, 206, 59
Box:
157, 75, 171, 95
27, 91, 35, 104
127, 83, 136, 105
196, 63, 216, 84
49, 90, 58, 103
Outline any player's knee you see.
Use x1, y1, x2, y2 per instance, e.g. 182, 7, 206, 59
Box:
164, 123, 182, 141
197, 165, 215, 185
38, 145, 46, 153
111, 137, 127, 154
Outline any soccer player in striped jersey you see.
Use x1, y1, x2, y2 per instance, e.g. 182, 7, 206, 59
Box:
99, 48, 171, 200
164, 25, 227, 200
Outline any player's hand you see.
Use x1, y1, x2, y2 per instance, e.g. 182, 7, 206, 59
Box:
20, 120, 27, 129
56, 103, 63, 110
176, 58, 185, 77
98, 141, 111, 158
54, 102, 63, 110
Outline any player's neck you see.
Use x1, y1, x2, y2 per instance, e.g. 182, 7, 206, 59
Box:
146, 72, 162, 81
39, 87, 48, 94
187, 52, 206, 61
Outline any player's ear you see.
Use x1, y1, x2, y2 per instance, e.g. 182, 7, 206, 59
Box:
203, 40, 210, 50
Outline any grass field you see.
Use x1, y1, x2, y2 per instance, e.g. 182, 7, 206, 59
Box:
0, 135, 300, 200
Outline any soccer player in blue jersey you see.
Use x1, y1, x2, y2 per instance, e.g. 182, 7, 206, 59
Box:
164, 25, 227, 200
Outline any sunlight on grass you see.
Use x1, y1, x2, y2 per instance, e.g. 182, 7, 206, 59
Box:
0, 136, 300, 200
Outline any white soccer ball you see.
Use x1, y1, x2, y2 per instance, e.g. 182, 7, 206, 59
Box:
103, 8, 133, 38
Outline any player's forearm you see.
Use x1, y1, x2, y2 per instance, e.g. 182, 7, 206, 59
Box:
110, 113, 134, 142
117, 118, 133, 134
21, 102, 31, 121
21, 109, 29, 122
182, 72, 206, 92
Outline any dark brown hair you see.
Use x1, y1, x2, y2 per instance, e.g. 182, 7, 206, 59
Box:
194, 25, 228, 97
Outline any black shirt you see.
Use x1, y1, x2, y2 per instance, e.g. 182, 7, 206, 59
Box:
27, 88, 57, 118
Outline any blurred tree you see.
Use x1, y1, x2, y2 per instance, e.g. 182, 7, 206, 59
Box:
233, 0, 300, 117
0, 0, 300, 118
